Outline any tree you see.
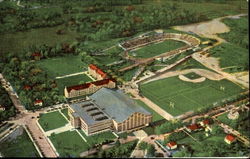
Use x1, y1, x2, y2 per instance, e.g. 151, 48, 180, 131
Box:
147, 144, 156, 157
138, 141, 148, 150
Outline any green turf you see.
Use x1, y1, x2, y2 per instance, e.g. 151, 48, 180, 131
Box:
36, 55, 87, 78
140, 76, 245, 116
56, 74, 93, 95
0, 25, 78, 56
0, 128, 40, 157
49, 130, 89, 157
60, 108, 70, 120
184, 72, 202, 80
135, 99, 164, 122
38, 111, 68, 131
78, 130, 117, 147
130, 40, 186, 58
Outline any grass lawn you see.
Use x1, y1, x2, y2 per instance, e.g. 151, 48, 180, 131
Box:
60, 108, 70, 120
0, 25, 78, 56
0, 128, 40, 157
38, 111, 68, 131
49, 130, 89, 157
130, 40, 186, 58
56, 74, 92, 95
94, 55, 122, 65
135, 99, 164, 122
140, 76, 245, 116
78, 130, 117, 147
184, 72, 202, 80
36, 55, 87, 78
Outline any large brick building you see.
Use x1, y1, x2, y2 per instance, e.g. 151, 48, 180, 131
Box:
68, 88, 152, 136
64, 78, 116, 98
64, 64, 115, 98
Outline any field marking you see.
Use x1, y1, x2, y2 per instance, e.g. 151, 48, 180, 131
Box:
55, 72, 86, 79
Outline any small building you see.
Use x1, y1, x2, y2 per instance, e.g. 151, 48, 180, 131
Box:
31, 52, 41, 60
186, 124, 202, 132
34, 100, 43, 106
0, 105, 5, 111
23, 85, 32, 91
166, 141, 177, 150
88, 64, 107, 80
224, 134, 236, 144
199, 119, 210, 127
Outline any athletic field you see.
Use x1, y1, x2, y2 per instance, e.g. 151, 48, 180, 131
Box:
140, 76, 245, 116
129, 40, 185, 58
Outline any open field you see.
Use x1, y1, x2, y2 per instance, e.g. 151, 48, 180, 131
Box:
0, 25, 78, 56
140, 76, 245, 116
38, 111, 68, 131
61, 108, 70, 120
56, 74, 92, 95
0, 128, 40, 157
49, 130, 89, 157
135, 99, 164, 122
130, 40, 186, 58
79, 130, 117, 147
36, 55, 87, 78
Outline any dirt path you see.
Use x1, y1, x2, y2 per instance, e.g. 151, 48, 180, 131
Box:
144, 68, 224, 84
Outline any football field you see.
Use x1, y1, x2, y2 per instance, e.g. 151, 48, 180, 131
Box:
140, 76, 245, 116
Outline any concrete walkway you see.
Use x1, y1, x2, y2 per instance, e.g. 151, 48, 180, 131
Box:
55, 72, 86, 79
44, 123, 73, 136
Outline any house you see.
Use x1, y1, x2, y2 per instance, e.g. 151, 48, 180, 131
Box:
224, 134, 236, 144
34, 100, 43, 106
88, 64, 107, 80
166, 142, 177, 150
199, 119, 210, 127
68, 88, 152, 136
0, 105, 5, 111
31, 52, 41, 60
23, 85, 32, 91
64, 78, 116, 98
186, 124, 202, 132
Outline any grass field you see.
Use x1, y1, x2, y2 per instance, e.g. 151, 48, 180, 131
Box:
61, 108, 70, 120
49, 130, 89, 157
38, 111, 68, 131
0, 25, 78, 56
78, 130, 117, 147
135, 99, 164, 122
140, 76, 245, 116
0, 128, 40, 157
56, 74, 92, 95
36, 55, 87, 78
130, 40, 185, 58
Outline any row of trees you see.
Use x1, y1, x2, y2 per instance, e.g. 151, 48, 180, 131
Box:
155, 119, 183, 135
0, 85, 16, 122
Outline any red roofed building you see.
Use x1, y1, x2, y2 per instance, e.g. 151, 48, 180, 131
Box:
88, 64, 107, 80
166, 142, 177, 150
186, 124, 202, 132
199, 119, 210, 127
34, 100, 43, 106
23, 85, 32, 91
31, 52, 41, 60
224, 134, 236, 144
64, 78, 116, 98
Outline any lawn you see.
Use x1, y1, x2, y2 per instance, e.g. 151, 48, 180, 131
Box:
49, 130, 89, 157
135, 99, 164, 122
78, 130, 117, 147
130, 40, 186, 58
56, 74, 93, 95
0, 128, 40, 157
38, 111, 68, 131
184, 72, 202, 80
140, 76, 245, 116
36, 55, 87, 78
60, 108, 70, 120
0, 25, 78, 56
